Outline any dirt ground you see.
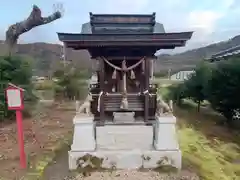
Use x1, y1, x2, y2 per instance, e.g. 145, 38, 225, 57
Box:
72, 170, 199, 180
0, 101, 200, 180
0, 102, 75, 180
3, 99, 237, 180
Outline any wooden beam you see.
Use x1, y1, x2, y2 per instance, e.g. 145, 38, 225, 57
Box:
91, 56, 148, 60
65, 41, 185, 48
140, 60, 144, 93
57, 32, 193, 41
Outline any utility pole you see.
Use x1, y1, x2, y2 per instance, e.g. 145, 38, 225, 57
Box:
62, 42, 66, 68
168, 68, 171, 79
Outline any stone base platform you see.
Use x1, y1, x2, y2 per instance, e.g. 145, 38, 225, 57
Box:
69, 149, 181, 170
68, 114, 181, 170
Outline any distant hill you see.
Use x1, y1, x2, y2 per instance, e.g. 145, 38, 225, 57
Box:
1, 34, 240, 76
156, 35, 240, 73
0, 40, 92, 76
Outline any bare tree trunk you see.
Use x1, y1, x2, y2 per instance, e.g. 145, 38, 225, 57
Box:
5, 5, 62, 56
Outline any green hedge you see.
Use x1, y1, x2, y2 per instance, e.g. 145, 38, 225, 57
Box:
169, 59, 240, 126
0, 56, 37, 121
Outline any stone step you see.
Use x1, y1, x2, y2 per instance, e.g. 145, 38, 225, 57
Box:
105, 103, 143, 107
113, 112, 135, 123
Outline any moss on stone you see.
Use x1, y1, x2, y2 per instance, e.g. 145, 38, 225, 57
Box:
141, 154, 151, 161
76, 154, 104, 176
154, 156, 178, 173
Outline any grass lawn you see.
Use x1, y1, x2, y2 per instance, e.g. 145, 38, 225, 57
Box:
175, 104, 240, 180
156, 85, 240, 179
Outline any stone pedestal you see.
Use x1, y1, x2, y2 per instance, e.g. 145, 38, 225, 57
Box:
68, 115, 181, 170
71, 115, 96, 151
154, 115, 181, 168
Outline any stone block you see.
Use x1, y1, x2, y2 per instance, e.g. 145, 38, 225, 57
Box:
68, 149, 181, 170
71, 115, 96, 151
154, 115, 180, 151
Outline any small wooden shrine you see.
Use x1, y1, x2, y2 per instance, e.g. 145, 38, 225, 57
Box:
57, 13, 193, 125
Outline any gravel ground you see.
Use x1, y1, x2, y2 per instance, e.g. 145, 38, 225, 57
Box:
63, 170, 199, 180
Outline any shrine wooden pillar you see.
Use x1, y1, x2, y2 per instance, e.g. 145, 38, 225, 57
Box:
141, 59, 145, 93
144, 57, 150, 122
150, 58, 154, 81
98, 57, 105, 124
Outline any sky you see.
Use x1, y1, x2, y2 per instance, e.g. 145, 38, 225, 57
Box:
1, 0, 240, 53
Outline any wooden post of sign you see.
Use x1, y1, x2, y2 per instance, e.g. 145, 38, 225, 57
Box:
5, 83, 26, 169
16, 110, 26, 168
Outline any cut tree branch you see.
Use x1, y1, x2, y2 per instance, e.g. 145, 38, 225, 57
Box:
5, 5, 62, 55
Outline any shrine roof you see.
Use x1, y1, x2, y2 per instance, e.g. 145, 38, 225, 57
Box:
207, 45, 240, 62
57, 32, 193, 49
89, 12, 156, 24
83, 12, 161, 34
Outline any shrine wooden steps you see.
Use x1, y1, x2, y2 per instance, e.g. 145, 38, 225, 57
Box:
104, 93, 144, 111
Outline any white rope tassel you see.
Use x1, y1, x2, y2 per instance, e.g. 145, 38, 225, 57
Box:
130, 70, 135, 79
97, 91, 103, 112
120, 96, 128, 109
112, 69, 117, 79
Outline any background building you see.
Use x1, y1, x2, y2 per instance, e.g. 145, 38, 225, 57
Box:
170, 70, 194, 81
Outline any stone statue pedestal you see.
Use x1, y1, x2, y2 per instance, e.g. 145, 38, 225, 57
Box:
70, 115, 96, 151
68, 115, 181, 170
154, 115, 181, 168
154, 115, 179, 150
